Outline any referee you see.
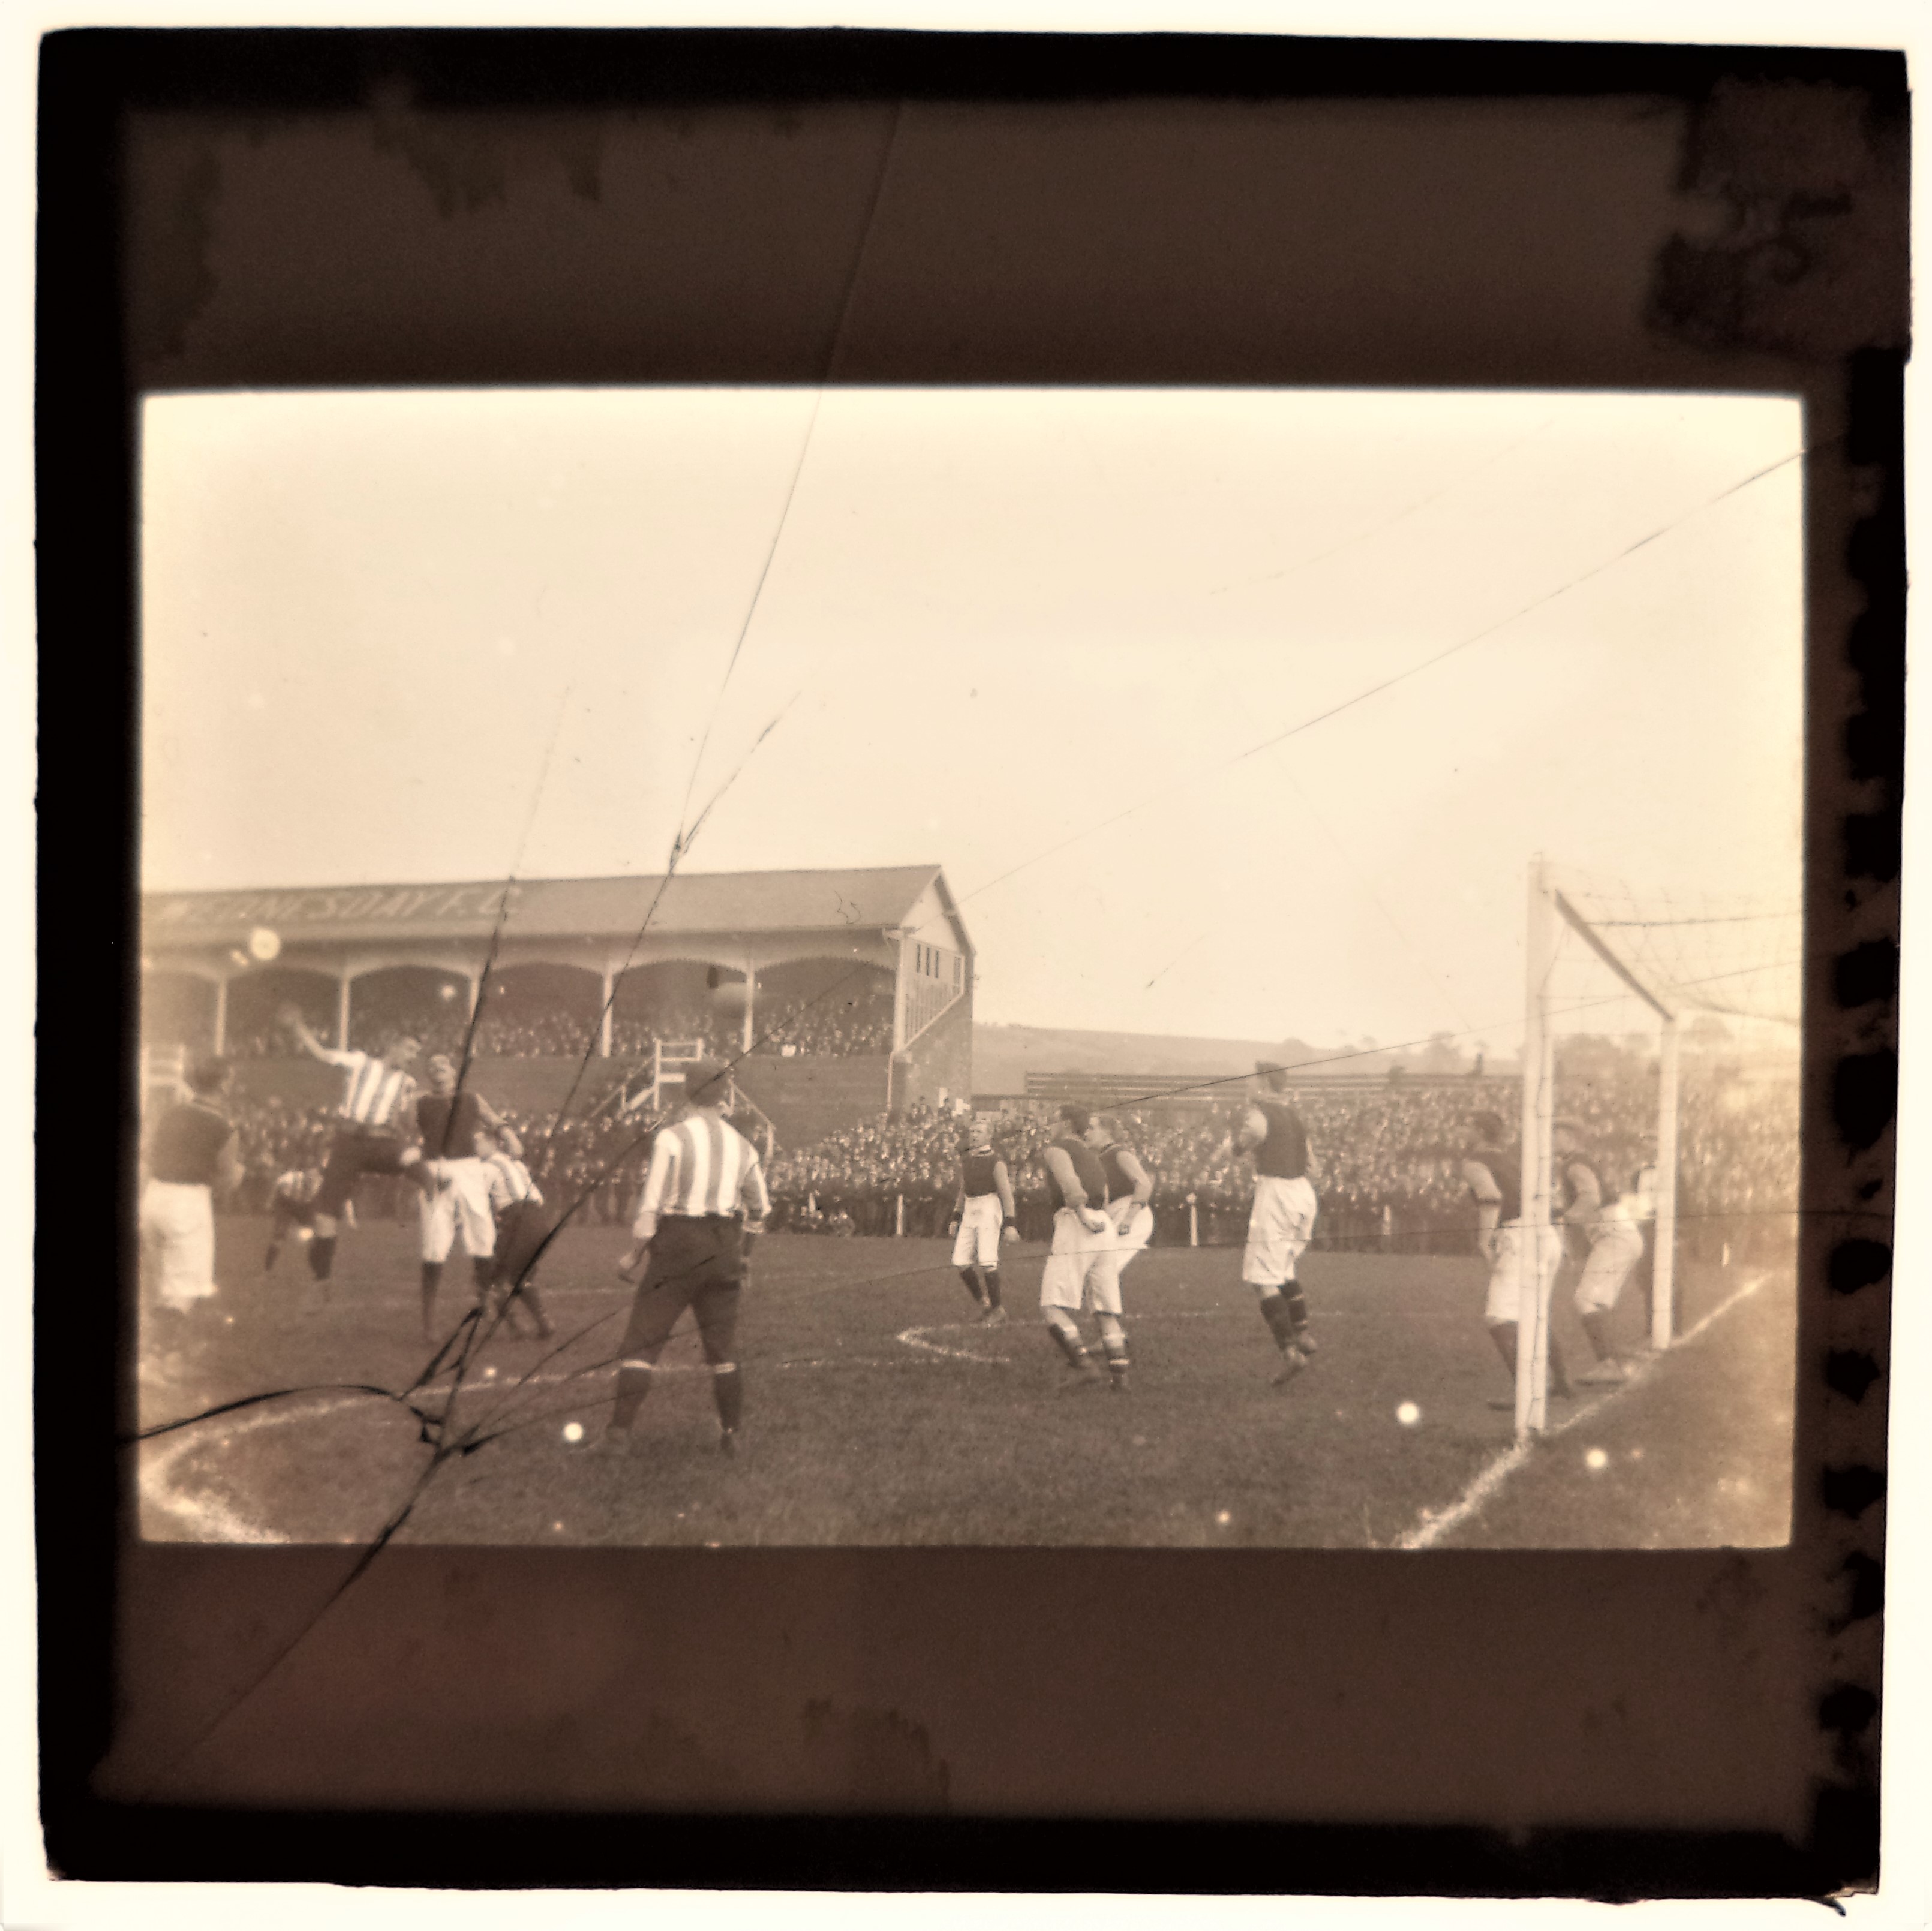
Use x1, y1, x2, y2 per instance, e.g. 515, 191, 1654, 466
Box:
280, 1005, 427, 1286
603, 1059, 770, 1457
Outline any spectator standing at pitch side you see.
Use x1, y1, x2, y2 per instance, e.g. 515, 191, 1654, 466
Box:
1462, 1111, 1572, 1407
604, 1060, 770, 1458
414, 1052, 519, 1342
280, 1006, 427, 1288
948, 1123, 1018, 1324
1236, 1062, 1321, 1385
1036, 1104, 1124, 1392
140, 1055, 244, 1325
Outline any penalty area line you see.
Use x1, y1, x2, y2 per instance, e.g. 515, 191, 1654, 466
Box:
1395, 1270, 1772, 1551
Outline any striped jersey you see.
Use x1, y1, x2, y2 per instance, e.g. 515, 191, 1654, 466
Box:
635, 1111, 770, 1234
483, 1151, 542, 1213
317, 1048, 416, 1129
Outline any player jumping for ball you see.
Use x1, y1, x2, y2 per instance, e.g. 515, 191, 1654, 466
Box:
1237, 1063, 1321, 1385
280, 1006, 426, 1288
1036, 1104, 1128, 1392
948, 1124, 1018, 1324
1462, 1110, 1572, 1406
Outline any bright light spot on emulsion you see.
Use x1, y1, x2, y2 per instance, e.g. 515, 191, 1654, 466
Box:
1585, 1448, 1609, 1471
1216, 1511, 1231, 1526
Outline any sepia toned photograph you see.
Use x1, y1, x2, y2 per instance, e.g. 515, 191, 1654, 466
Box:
134, 382, 1805, 1551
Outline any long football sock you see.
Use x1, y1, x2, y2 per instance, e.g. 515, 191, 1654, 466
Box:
1047, 1318, 1092, 1367
612, 1360, 654, 1431
470, 1254, 495, 1300
1548, 1336, 1573, 1397
712, 1363, 743, 1433
263, 1243, 280, 1273
1282, 1284, 1310, 1335
1259, 1289, 1299, 1353
310, 1236, 337, 1282
959, 1265, 986, 1306
1101, 1331, 1131, 1382
419, 1261, 443, 1332
982, 1269, 1002, 1310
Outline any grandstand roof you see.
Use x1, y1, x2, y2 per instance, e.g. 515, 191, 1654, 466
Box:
143, 866, 965, 951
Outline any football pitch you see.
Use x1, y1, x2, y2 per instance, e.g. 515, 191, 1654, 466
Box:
137, 1220, 1796, 1551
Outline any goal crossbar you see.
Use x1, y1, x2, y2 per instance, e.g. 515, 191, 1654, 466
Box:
1552, 889, 1676, 1022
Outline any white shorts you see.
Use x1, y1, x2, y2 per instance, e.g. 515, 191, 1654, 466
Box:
1485, 1219, 1564, 1326
951, 1195, 1004, 1269
419, 1157, 495, 1262
1041, 1206, 1119, 1315
140, 1179, 217, 1310
1574, 1219, 1645, 1316
1089, 1202, 1154, 1303
1242, 1174, 1318, 1287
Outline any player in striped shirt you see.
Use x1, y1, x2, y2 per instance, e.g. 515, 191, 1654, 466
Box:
281, 1006, 426, 1286
262, 1163, 323, 1274
476, 1126, 554, 1340
603, 1059, 770, 1457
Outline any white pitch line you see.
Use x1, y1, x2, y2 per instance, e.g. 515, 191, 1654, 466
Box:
1395, 1271, 1772, 1551
138, 1388, 366, 1542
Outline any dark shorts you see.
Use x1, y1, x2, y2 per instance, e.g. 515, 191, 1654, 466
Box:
494, 1198, 551, 1287
270, 1195, 316, 1235
618, 1216, 746, 1364
314, 1129, 412, 1217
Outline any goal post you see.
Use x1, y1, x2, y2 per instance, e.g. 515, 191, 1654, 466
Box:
1516, 856, 1682, 1440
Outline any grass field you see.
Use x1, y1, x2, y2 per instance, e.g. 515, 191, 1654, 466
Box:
136, 1218, 1795, 1550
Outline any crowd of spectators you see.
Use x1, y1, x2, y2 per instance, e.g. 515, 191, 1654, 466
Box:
762, 1064, 1799, 1261
170, 1022, 1799, 1268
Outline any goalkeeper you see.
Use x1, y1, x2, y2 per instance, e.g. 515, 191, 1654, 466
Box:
602, 1060, 770, 1458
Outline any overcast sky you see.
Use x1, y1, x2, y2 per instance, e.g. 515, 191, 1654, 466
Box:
140, 386, 1804, 1051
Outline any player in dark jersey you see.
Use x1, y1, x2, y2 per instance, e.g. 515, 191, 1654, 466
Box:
140, 1056, 244, 1322
1553, 1117, 1645, 1383
1236, 1063, 1321, 1385
1037, 1105, 1123, 1390
1084, 1111, 1155, 1316
414, 1054, 519, 1341
948, 1126, 1018, 1324
1462, 1111, 1571, 1404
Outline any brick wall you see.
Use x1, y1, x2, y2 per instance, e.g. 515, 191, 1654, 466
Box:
894, 993, 973, 1111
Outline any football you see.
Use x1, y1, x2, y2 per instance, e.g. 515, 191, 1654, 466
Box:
247, 926, 283, 962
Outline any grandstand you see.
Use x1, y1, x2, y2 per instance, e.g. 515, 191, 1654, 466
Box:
139, 866, 974, 1147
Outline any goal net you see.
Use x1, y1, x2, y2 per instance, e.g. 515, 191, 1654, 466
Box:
1513, 857, 1802, 1438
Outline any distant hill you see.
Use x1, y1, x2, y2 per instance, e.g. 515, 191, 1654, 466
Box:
971, 1023, 1410, 1094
